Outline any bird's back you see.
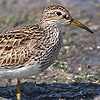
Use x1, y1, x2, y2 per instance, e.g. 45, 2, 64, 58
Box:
0, 24, 44, 68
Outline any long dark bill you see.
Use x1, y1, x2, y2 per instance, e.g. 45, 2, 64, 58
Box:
70, 18, 93, 33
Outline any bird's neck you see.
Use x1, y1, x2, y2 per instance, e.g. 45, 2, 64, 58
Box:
39, 19, 58, 28
39, 19, 62, 48
39, 19, 61, 38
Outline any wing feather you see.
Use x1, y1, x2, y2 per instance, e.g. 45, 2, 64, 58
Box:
0, 24, 44, 68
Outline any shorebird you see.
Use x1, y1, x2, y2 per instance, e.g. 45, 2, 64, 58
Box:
0, 4, 93, 100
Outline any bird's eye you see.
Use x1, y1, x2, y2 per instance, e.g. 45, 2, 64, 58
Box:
56, 12, 62, 16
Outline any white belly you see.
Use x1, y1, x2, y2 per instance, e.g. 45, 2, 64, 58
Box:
0, 63, 41, 79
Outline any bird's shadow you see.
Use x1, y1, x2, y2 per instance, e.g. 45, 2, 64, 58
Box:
0, 82, 100, 100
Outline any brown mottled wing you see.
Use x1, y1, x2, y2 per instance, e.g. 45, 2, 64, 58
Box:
0, 24, 44, 68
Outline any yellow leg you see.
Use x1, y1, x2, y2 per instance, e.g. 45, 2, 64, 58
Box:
17, 79, 21, 100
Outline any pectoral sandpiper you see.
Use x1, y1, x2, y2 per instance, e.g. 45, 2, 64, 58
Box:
0, 4, 93, 100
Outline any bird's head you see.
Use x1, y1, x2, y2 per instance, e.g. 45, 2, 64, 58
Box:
42, 4, 93, 33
